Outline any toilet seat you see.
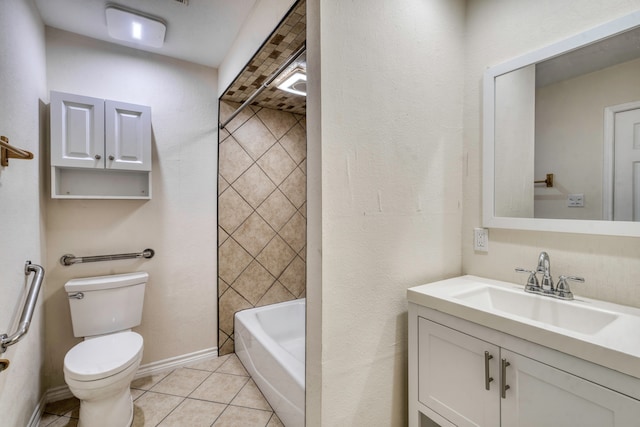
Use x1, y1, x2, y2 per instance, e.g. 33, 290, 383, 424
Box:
64, 331, 143, 382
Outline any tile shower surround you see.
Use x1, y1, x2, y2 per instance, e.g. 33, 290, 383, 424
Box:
218, 101, 307, 354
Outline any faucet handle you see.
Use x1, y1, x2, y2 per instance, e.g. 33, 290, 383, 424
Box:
515, 268, 540, 292
555, 275, 585, 300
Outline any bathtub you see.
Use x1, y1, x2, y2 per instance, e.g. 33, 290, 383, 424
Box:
235, 299, 305, 427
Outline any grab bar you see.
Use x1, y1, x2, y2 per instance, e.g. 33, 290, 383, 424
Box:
1, 262, 45, 353
60, 248, 155, 266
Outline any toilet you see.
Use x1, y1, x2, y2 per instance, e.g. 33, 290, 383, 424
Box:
63, 272, 148, 427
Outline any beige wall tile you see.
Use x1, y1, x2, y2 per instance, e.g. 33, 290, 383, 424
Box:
256, 236, 296, 278
257, 108, 299, 139
279, 212, 306, 253
218, 105, 306, 353
280, 123, 307, 164
218, 287, 252, 335
233, 165, 277, 208
232, 213, 276, 257
257, 143, 297, 185
220, 101, 255, 134
232, 261, 276, 305
218, 188, 253, 234
279, 256, 306, 297
218, 137, 254, 183
280, 167, 307, 208
218, 174, 230, 194
257, 190, 296, 231
218, 238, 253, 284
234, 116, 277, 160
257, 282, 295, 307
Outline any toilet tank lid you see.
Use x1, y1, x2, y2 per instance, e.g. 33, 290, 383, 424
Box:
65, 272, 149, 292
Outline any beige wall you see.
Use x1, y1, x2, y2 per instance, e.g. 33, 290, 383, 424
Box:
0, 0, 47, 424
535, 57, 640, 219
44, 28, 218, 388
307, 0, 465, 424
217, 101, 307, 355
463, 1, 640, 306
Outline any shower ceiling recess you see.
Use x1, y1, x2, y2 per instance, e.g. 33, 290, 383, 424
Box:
221, 0, 306, 115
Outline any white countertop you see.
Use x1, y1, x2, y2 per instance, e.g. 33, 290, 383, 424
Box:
408, 275, 640, 379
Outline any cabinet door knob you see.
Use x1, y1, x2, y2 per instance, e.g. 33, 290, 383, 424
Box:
94, 154, 101, 160
108, 155, 115, 161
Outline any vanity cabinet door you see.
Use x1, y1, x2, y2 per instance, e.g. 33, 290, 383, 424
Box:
501, 349, 640, 427
418, 317, 500, 427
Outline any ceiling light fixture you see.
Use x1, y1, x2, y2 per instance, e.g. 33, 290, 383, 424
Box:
277, 70, 307, 96
106, 6, 166, 48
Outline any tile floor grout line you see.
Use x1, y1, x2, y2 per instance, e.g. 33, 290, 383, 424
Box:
41, 354, 279, 427
149, 395, 187, 427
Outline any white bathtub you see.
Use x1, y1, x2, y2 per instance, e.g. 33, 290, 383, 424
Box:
235, 299, 305, 427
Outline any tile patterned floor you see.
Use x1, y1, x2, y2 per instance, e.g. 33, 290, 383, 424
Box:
39, 354, 283, 427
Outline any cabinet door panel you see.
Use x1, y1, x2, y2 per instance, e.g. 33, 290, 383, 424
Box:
105, 100, 151, 171
51, 92, 104, 168
418, 317, 500, 427
501, 350, 640, 427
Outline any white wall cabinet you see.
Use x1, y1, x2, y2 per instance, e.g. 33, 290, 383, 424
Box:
50, 91, 152, 199
409, 304, 640, 427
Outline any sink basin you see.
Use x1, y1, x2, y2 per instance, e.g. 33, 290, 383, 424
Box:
453, 285, 618, 335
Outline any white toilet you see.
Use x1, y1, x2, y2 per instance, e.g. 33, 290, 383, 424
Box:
63, 272, 148, 427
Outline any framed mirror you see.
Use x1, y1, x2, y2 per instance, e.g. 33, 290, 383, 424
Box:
483, 10, 640, 236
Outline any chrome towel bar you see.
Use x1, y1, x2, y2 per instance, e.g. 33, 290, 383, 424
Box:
1, 262, 45, 354
60, 248, 155, 266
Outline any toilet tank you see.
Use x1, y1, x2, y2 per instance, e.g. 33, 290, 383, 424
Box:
65, 272, 148, 338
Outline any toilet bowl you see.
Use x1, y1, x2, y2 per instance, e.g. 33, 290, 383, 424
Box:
63, 272, 148, 427
64, 331, 143, 427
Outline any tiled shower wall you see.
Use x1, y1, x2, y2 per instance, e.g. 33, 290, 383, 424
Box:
218, 101, 306, 355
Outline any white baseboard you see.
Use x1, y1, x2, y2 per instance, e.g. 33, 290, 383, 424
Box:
30, 347, 218, 425
27, 393, 48, 427
135, 346, 218, 379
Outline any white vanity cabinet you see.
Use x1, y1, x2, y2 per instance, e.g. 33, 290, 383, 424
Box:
50, 91, 152, 199
409, 304, 640, 427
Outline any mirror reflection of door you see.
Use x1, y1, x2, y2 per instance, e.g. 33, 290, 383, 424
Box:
613, 106, 640, 221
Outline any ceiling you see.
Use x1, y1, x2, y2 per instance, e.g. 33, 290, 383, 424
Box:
34, 0, 258, 68
537, 25, 640, 87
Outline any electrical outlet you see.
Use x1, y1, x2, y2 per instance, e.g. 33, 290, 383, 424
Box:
567, 193, 584, 207
474, 228, 489, 252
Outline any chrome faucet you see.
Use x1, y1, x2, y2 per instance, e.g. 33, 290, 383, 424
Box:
536, 251, 553, 292
515, 251, 584, 300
